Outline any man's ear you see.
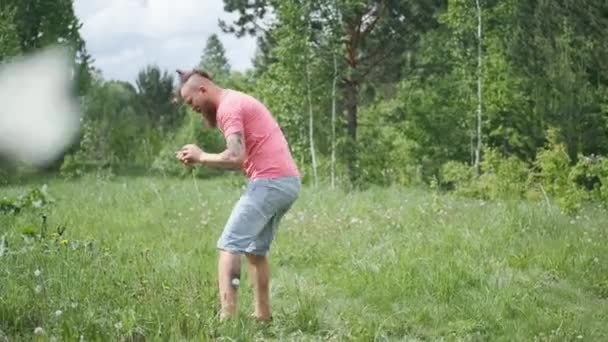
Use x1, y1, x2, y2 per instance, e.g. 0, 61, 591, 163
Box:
198, 85, 207, 94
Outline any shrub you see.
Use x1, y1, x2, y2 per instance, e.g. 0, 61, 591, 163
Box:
440, 161, 474, 192
534, 132, 571, 198
569, 155, 608, 203
441, 149, 529, 200
477, 148, 530, 200
533, 129, 588, 213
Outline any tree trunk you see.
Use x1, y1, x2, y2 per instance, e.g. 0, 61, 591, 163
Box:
331, 54, 338, 189
474, 0, 483, 175
306, 60, 318, 187
344, 74, 358, 185
304, 11, 318, 187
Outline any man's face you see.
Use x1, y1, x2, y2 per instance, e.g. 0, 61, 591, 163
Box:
180, 83, 217, 128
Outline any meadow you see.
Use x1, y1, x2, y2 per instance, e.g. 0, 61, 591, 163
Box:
1, 175, 607, 341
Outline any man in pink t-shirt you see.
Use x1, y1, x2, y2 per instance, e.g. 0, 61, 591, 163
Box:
175, 69, 301, 322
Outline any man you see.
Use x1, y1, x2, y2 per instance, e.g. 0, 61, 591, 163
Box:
174, 69, 301, 322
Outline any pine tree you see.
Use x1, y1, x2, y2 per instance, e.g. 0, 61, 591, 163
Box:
199, 34, 231, 82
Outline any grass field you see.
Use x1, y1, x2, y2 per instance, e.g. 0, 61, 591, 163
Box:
1, 175, 607, 341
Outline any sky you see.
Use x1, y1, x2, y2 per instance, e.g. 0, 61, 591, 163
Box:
73, 0, 258, 83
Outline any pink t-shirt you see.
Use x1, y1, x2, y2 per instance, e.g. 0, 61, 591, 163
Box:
216, 89, 300, 180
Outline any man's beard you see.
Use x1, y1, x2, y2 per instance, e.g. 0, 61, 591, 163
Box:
202, 110, 217, 128
200, 101, 217, 128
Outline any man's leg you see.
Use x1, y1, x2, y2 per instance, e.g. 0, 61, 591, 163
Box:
244, 210, 290, 322
218, 251, 241, 320
246, 253, 271, 321
216, 189, 270, 321
217, 176, 300, 321
218, 250, 241, 320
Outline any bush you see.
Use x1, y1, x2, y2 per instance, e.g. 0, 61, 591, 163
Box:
358, 124, 423, 187
533, 129, 589, 213
0, 185, 54, 215
569, 155, 608, 202
534, 132, 571, 198
440, 161, 474, 192
477, 149, 530, 200
441, 149, 529, 200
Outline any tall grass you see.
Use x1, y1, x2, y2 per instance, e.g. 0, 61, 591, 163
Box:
1, 176, 607, 340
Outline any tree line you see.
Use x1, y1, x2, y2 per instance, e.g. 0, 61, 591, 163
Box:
1, 0, 608, 210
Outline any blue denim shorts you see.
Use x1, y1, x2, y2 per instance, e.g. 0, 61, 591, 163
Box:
217, 176, 301, 256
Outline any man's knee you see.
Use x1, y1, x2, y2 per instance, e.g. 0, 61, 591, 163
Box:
230, 271, 241, 289
246, 253, 267, 266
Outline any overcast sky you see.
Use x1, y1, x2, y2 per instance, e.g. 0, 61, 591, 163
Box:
73, 0, 257, 83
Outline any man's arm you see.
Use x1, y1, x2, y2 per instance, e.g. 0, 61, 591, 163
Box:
200, 132, 246, 169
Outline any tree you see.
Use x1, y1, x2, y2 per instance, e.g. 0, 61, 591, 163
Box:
220, 0, 608, 189
0, 6, 21, 62
331, 54, 338, 188
135, 65, 179, 129
65, 81, 144, 170
200, 34, 231, 82
1, 0, 94, 95
222, 0, 441, 185
504, 0, 608, 160
474, 0, 483, 175
253, 2, 318, 183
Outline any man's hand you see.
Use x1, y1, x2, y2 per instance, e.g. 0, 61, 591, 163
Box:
176, 134, 245, 170
176, 144, 204, 166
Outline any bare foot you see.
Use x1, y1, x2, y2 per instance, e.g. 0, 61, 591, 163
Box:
250, 313, 272, 323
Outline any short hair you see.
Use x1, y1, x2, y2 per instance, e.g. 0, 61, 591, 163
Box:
173, 69, 214, 103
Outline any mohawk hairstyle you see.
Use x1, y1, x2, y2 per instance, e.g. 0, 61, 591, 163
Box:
172, 69, 214, 103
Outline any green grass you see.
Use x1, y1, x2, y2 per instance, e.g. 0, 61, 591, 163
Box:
1, 175, 607, 341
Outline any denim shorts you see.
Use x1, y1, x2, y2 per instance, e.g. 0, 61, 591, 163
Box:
217, 176, 301, 256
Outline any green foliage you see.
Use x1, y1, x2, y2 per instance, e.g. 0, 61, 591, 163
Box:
0, 6, 21, 62
441, 149, 529, 200
534, 130, 573, 196
223, 70, 256, 93
60, 72, 179, 176
441, 161, 474, 191
476, 148, 530, 200
135, 65, 179, 128
252, 1, 322, 174
358, 118, 422, 187
0, 0, 94, 94
199, 34, 231, 82
437, 131, 606, 213
61, 82, 136, 173
569, 155, 608, 203
505, 0, 608, 159
0, 185, 53, 215
0, 168, 7, 186
3, 0, 608, 214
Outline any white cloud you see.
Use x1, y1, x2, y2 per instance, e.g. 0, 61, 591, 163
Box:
95, 47, 145, 69
74, 0, 256, 82
82, 0, 222, 39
